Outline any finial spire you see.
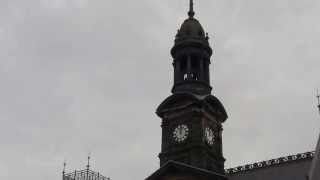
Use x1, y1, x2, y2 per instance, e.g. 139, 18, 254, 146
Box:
188, 0, 195, 18
317, 89, 320, 114
86, 153, 91, 170
62, 161, 66, 175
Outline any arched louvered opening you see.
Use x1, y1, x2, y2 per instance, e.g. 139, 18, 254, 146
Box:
174, 54, 209, 84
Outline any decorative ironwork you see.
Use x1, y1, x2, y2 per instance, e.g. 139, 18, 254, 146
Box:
225, 151, 315, 174
63, 169, 110, 180
63, 156, 110, 180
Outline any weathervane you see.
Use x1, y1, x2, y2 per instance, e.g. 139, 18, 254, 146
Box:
188, 0, 195, 18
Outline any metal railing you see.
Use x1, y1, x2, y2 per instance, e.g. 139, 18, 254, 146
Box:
63, 169, 110, 180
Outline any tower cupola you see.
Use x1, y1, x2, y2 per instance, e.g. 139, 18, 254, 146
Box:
171, 1, 213, 95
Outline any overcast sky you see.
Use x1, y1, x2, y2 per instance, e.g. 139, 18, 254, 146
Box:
0, 0, 320, 179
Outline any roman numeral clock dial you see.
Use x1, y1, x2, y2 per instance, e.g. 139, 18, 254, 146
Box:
173, 124, 189, 143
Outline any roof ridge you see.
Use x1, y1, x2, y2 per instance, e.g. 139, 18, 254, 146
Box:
225, 151, 315, 175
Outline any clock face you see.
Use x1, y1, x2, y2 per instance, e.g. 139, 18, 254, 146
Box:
173, 124, 189, 143
205, 127, 215, 145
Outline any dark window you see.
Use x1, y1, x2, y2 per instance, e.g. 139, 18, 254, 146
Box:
180, 59, 187, 72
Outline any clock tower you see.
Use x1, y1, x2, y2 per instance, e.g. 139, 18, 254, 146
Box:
152, 0, 228, 177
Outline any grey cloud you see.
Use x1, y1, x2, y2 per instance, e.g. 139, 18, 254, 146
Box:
0, 0, 319, 179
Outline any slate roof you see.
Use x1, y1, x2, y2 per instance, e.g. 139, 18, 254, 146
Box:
226, 151, 315, 180
309, 133, 320, 180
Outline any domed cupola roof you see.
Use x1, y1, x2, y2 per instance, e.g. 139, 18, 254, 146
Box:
177, 18, 205, 39
171, 0, 212, 56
